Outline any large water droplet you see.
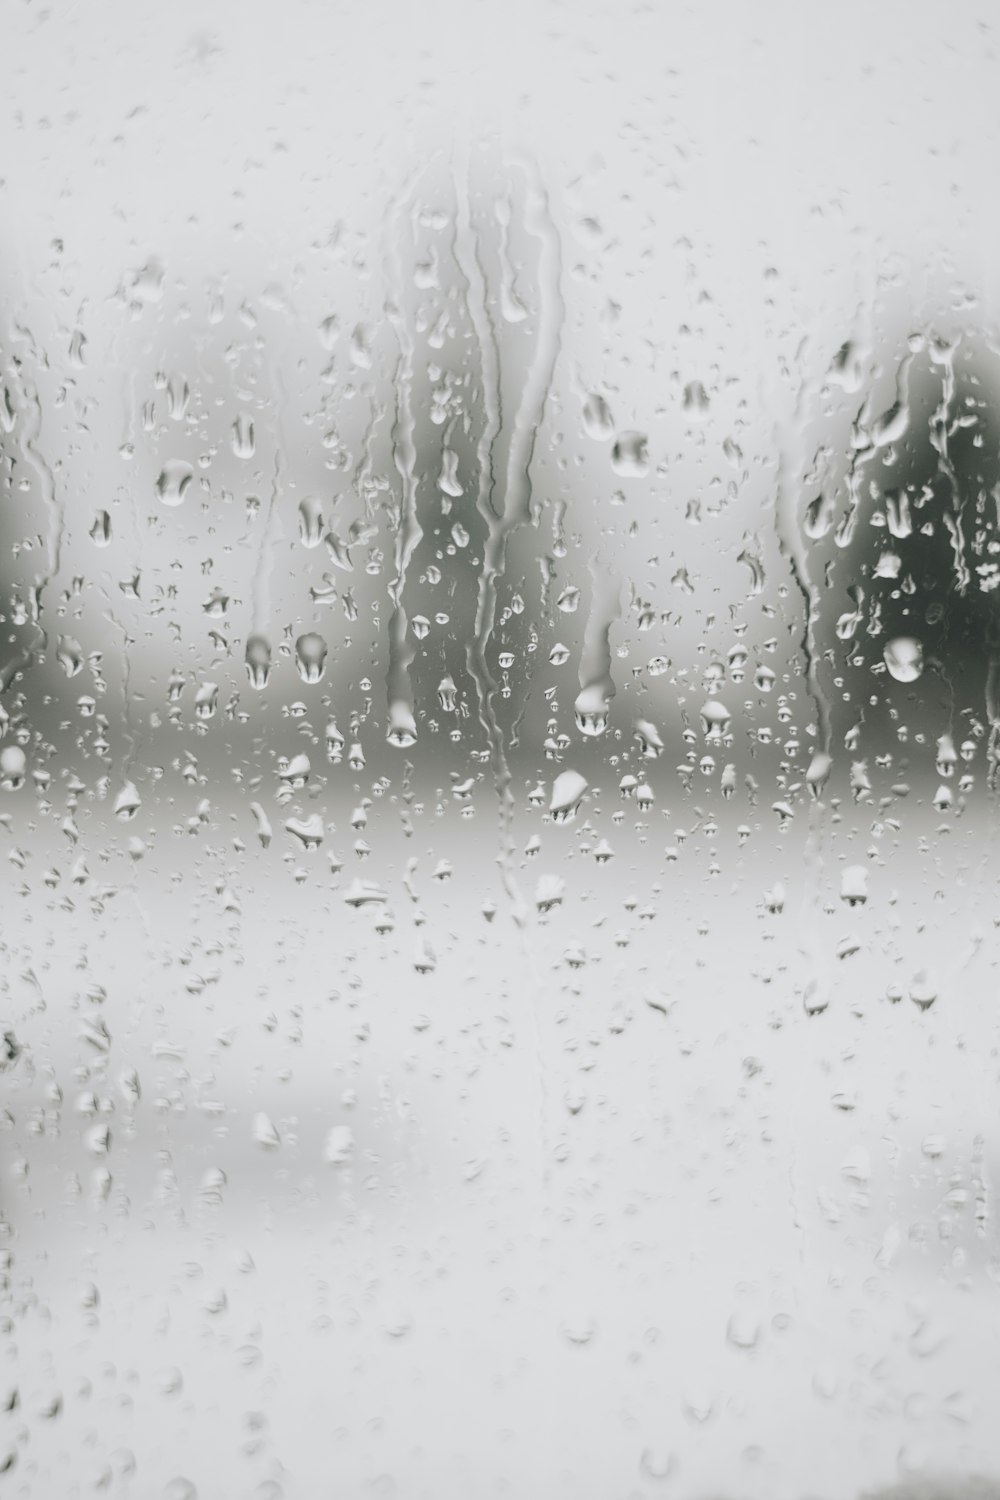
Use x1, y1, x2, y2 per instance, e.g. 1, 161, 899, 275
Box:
386, 703, 418, 748
806, 749, 832, 796
285, 814, 324, 849
114, 781, 141, 820
574, 683, 609, 737
245, 635, 272, 689
883, 636, 923, 682
89, 510, 111, 546
298, 497, 325, 548
610, 430, 649, 478
550, 770, 588, 823
683, 381, 710, 422
252, 1112, 281, 1150
634, 718, 664, 759
0, 746, 26, 790
278, 753, 311, 787
232, 412, 255, 458
581, 393, 614, 440
295, 632, 328, 684
56, 636, 84, 677
156, 460, 194, 507
699, 699, 731, 739
344, 879, 389, 907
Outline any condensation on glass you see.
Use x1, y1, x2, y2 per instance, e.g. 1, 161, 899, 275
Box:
1, 2, 1000, 1498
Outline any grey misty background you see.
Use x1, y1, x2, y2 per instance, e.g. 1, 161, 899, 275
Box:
6, 173, 1000, 791
4, 157, 1000, 832
3, 2, 1000, 1499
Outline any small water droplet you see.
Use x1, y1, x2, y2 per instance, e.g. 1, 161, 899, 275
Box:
163, 1480, 198, 1500
640, 1446, 676, 1481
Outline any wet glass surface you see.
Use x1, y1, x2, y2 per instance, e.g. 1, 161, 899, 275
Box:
3, 3, 1000, 1496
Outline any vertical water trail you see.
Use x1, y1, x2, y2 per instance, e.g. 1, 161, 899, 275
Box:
120, 360, 138, 463
772, 355, 835, 1020
454, 160, 520, 919
452, 167, 502, 527
455, 153, 563, 1203
928, 337, 970, 594
383, 187, 423, 750
104, 608, 152, 942
106, 611, 140, 781
575, 558, 621, 736
986, 647, 1000, 790
839, 340, 917, 553
106, 323, 147, 928
1, 374, 66, 694
774, 378, 832, 766
771, 346, 845, 1288
26, 378, 64, 609
973, 1132, 989, 1239
460, 159, 563, 925
494, 195, 527, 325
353, 394, 386, 528
244, 343, 288, 695
504, 160, 564, 533
121, 367, 146, 777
